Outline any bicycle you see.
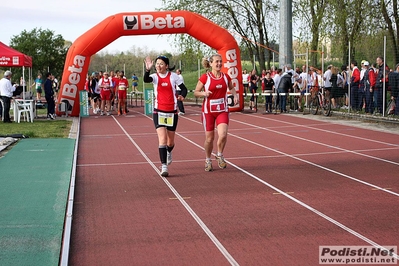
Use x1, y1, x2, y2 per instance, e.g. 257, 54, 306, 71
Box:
308, 86, 331, 116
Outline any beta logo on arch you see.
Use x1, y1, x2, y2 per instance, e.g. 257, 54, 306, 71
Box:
124, 14, 185, 30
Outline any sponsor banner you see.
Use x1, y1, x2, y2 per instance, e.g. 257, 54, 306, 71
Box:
0, 56, 20, 66
79, 90, 89, 117
319, 246, 398, 265
144, 88, 154, 116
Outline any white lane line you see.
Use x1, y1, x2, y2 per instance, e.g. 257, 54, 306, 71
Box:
183, 113, 399, 254
246, 113, 399, 147
112, 116, 239, 266
60, 117, 81, 266
229, 129, 399, 197
78, 162, 148, 167
227, 157, 399, 260
176, 131, 399, 260
129, 111, 399, 260
77, 146, 399, 167
182, 114, 399, 195
232, 119, 399, 167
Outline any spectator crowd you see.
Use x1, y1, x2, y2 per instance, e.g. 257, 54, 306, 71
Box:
242, 56, 399, 116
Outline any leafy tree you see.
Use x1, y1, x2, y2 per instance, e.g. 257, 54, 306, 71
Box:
9, 28, 68, 82
330, 0, 372, 65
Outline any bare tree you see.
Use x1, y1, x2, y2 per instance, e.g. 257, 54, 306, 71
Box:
380, 0, 399, 63
293, 0, 328, 67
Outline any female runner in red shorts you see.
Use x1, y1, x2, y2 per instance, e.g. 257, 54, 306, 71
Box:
193, 54, 239, 172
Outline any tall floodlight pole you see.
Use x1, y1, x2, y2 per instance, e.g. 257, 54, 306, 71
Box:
279, 0, 293, 68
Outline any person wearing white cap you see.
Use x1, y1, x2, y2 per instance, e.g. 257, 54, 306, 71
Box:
358, 61, 368, 111
0, 71, 17, 123
98, 72, 113, 116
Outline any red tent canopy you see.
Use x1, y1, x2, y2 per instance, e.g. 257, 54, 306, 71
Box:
0, 41, 32, 67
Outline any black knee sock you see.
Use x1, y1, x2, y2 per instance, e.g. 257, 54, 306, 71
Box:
167, 145, 174, 153
159, 145, 167, 164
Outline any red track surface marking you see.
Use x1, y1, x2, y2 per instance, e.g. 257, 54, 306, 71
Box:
69, 106, 399, 265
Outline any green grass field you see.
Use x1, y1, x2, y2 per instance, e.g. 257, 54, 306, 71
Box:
1, 119, 72, 138
1, 106, 72, 139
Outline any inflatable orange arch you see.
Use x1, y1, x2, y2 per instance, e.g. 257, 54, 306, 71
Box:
57, 10, 243, 116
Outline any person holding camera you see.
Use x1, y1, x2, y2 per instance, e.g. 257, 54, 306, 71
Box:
0, 71, 17, 123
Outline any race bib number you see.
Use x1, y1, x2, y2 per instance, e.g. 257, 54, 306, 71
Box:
210, 98, 226, 112
118, 85, 126, 90
158, 112, 174, 127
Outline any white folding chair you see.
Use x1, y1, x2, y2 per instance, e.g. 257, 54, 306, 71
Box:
13, 100, 34, 123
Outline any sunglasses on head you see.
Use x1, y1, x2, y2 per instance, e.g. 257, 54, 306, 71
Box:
156, 55, 168, 60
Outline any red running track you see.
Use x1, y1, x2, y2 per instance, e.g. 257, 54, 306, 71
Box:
69, 104, 399, 265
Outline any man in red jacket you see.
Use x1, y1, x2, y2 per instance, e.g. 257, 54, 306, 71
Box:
350, 60, 360, 111
362, 61, 376, 114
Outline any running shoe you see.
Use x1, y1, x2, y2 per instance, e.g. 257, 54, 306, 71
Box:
205, 160, 213, 172
215, 155, 227, 169
167, 151, 172, 165
160, 164, 169, 177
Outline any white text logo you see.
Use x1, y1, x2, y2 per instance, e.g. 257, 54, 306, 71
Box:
61, 55, 86, 111
124, 14, 185, 30
224, 49, 240, 92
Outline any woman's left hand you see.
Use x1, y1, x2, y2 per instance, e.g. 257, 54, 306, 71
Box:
233, 94, 239, 105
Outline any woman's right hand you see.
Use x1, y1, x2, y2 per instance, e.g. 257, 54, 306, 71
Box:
144, 56, 153, 71
203, 90, 212, 97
